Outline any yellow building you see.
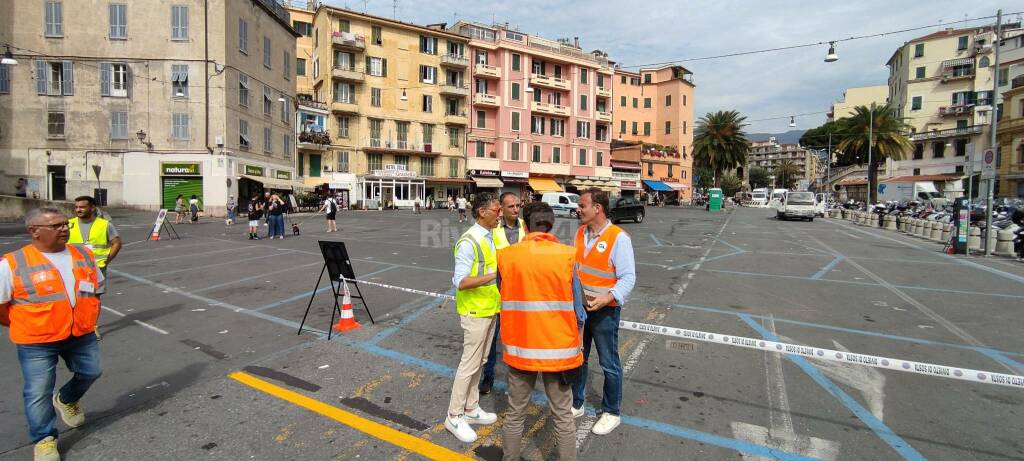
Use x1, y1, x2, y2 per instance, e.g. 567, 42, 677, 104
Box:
996, 79, 1024, 197
299, 6, 472, 208
829, 85, 888, 121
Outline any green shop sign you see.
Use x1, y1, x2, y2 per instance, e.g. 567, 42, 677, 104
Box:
244, 165, 265, 176
162, 162, 201, 176
275, 170, 292, 180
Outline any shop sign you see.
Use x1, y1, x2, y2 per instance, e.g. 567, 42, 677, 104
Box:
661, 177, 679, 183
613, 171, 640, 180
620, 180, 639, 189
501, 171, 529, 178
244, 165, 265, 176
161, 162, 201, 176
275, 170, 292, 180
373, 164, 417, 178
470, 169, 499, 177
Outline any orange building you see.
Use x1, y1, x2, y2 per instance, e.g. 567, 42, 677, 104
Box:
612, 65, 695, 202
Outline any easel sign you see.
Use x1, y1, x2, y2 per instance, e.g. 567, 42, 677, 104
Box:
147, 209, 180, 241
298, 241, 375, 339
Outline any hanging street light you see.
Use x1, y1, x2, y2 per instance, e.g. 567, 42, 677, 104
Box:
1, 46, 17, 65
789, 116, 796, 128
824, 41, 839, 63
400, 88, 408, 101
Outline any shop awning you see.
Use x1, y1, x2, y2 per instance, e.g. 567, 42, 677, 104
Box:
473, 177, 505, 188
666, 182, 689, 191
240, 174, 307, 191
529, 177, 563, 193
642, 180, 673, 192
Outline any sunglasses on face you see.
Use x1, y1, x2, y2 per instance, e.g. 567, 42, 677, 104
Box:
33, 221, 70, 230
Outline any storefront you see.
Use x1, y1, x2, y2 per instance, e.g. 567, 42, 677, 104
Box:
470, 170, 503, 195
499, 171, 529, 198
528, 177, 563, 197
642, 179, 674, 205
426, 178, 472, 207
160, 162, 204, 210
357, 164, 425, 209
618, 179, 641, 197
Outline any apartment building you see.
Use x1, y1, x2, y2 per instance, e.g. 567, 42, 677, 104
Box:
746, 138, 818, 186
0, 0, 300, 215
451, 21, 614, 197
612, 65, 695, 202
303, 6, 473, 208
828, 85, 888, 121
995, 28, 1024, 198
886, 24, 1021, 191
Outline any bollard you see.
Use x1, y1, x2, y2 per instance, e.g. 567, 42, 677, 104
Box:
941, 223, 951, 243
995, 229, 1016, 256
984, 229, 998, 253
930, 221, 943, 241
911, 219, 921, 237
917, 220, 928, 238
885, 215, 897, 231
968, 227, 982, 250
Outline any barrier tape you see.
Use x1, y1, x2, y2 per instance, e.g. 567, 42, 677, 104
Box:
340, 276, 1024, 389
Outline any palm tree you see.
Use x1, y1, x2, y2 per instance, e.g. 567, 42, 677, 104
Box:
693, 110, 751, 186
773, 160, 802, 189
837, 104, 912, 203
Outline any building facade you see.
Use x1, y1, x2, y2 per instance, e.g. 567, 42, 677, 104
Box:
0, 0, 300, 215
452, 21, 614, 197
995, 29, 1024, 198
828, 85, 888, 121
611, 66, 695, 201
746, 137, 818, 188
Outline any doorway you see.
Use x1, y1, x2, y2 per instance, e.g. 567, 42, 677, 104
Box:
47, 165, 66, 201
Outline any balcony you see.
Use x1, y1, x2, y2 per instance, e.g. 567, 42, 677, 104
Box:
440, 83, 469, 97
332, 32, 365, 51
441, 54, 469, 68
298, 130, 331, 151
297, 98, 329, 113
331, 99, 359, 114
530, 73, 570, 91
909, 125, 983, 141
332, 66, 365, 82
444, 112, 468, 125
530, 162, 571, 176
473, 93, 500, 107
937, 104, 975, 117
474, 63, 501, 79
533, 101, 570, 117
362, 138, 440, 156
467, 157, 501, 171
596, 87, 611, 98
596, 111, 612, 123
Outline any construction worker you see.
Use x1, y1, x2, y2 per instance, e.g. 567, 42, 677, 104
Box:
497, 201, 585, 461
68, 195, 122, 276
479, 192, 525, 395
571, 188, 636, 435
1, 208, 104, 461
445, 192, 501, 443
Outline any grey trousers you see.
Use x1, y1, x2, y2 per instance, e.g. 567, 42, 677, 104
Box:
503, 367, 576, 461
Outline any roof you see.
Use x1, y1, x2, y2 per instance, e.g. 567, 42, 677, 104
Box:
884, 174, 961, 183
836, 178, 867, 186
316, 5, 469, 41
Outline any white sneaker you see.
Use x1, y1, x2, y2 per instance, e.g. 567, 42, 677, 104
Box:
591, 413, 620, 435
571, 405, 585, 419
445, 415, 477, 443
463, 407, 497, 425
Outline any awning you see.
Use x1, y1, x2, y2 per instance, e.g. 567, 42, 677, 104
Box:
567, 179, 586, 187
943, 58, 973, 68
642, 180, 673, 192
666, 183, 689, 191
240, 174, 306, 191
529, 177, 563, 193
473, 177, 505, 188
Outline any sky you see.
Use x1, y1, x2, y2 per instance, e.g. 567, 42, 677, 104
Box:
321, 0, 1019, 133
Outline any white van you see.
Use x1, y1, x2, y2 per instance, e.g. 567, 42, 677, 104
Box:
750, 188, 769, 208
541, 192, 580, 217
776, 191, 817, 221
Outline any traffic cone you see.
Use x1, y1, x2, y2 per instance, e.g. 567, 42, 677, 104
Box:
149, 230, 160, 241
332, 282, 361, 332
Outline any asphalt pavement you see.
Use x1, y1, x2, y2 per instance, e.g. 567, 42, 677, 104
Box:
1, 205, 1022, 460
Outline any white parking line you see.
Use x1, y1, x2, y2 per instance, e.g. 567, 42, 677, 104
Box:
101, 305, 170, 335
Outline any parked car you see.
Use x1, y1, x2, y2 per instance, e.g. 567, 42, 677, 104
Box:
776, 191, 816, 221
609, 196, 645, 223
541, 192, 580, 217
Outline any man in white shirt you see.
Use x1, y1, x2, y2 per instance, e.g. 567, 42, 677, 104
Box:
456, 195, 468, 223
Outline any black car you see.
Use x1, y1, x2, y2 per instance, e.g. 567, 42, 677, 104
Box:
608, 196, 645, 224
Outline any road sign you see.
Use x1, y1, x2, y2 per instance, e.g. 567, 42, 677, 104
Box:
981, 148, 996, 180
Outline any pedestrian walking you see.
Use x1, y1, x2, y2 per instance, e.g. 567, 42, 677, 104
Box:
226, 195, 237, 226
456, 195, 468, 223
266, 194, 286, 239
174, 194, 185, 224
479, 192, 525, 395
188, 194, 201, 223
318, 195, 339, 232
570, 188, 636, 435
246, 194, 264, 240
262, 191, 272, 228
445, 193, 501, 443
1, 207, 104, 461
497, 201, 584, 461
448, 195, 455, 214
68, 196, 122, 278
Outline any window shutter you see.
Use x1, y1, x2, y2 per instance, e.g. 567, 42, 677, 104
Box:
432, 37, 438, 54
62, 61, 74, 95
100, 63, 111, 96
382, 58, 387, 77
36, 60, 47, 95
365, 56, 371, 74
126, 64, 133, 99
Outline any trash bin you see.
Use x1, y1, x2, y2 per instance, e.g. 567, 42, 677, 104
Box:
708, 188, 723, 213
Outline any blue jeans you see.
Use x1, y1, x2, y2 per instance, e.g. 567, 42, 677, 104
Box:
268, 214, 285, 237
481, 315, 500, 383
16, 333, 102, 442
571, 306, 622, 415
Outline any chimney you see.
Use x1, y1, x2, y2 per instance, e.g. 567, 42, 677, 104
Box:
574, 36, 579, 48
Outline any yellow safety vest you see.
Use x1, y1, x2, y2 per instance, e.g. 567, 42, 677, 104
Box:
491, 218, 526, 250
453, 225, 500, 317
68, 217, 111, 268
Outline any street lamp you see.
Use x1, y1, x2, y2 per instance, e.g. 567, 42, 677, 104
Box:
824, 41, 838, 63
136, 129, 154, 150
1, 46, 18, 65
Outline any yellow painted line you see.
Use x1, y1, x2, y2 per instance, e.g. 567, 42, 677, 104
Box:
229, 371, 474, 461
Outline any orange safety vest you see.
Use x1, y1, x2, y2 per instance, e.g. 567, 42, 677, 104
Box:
574, 223, 623, 307
3, 244, 101, 344
497, 233, 583, 372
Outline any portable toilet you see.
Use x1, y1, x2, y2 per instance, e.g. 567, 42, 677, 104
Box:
708, 188, 723, 212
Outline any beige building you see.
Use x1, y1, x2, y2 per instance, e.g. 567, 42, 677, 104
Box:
828, 85, 888, 121
299, 6, 472, 208
0, 0, 300, 215
746, 137, 818, 187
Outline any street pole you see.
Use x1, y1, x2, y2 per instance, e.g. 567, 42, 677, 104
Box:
827, 133, 832, 199
867, 103, 874, 205
984, 9, 1001, 256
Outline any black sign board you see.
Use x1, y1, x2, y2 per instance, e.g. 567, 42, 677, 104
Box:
318, 240, 356, 281
298, 240, 375, 339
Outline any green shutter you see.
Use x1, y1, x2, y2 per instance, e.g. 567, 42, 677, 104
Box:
161, 177, 203, 209
309, 154, 322, 177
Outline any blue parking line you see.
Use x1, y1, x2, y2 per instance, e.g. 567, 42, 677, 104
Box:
714, 237, 747, 254
811, 256, 844, 280
253, 265, 400, 312
739, 314, 925, 461
977, 349, 1024, 374
365, 288, 455, 345
650, 234, 663, 247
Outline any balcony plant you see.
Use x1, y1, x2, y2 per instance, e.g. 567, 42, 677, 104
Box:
299, 130, 332, 145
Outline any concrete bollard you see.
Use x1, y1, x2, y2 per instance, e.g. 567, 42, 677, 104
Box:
995, 229, 1016, 256
885, 215, 897, 231
911, 219, 921, 236
907, 219, 915, 235
917, 220, 928, 238
941, 223, 951, 243
968, 227, 982, 250
984, 229, 998, 253
930, 221, 944, 242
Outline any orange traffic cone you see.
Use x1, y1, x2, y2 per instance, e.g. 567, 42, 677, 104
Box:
332, 282, 361, 332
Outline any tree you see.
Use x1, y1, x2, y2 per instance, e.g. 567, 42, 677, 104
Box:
799, 118, 860, 167
720, 175, 743, 197
836, 104, 912, 203
773, 160, 801, 189
748, 167, 770, 189
694, 166, 714, 191
693, 110, 751, 186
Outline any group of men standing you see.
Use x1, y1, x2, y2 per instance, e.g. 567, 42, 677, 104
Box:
445, 188, 635, 461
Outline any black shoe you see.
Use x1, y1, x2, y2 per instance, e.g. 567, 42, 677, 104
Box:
479, 376, 493, 395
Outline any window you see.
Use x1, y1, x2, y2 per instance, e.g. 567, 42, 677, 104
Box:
36, 61, 74, 96
172, 113, 189, 140
171, 5, 188, 40
954, 139, 967, 157
422, 94, 433, 112
476, 141, 485, 157
597, 74, 605, 88
511, 112, 520, 131
371, 88, 381, 107
371, 25, 382, 45
476, 50, 488, 65
532, 60, 544, 75
396, 122, 409, 148
998, 68, 1009, 86
531, 116, 544, 134
580, 69, 588, 84
284, 51, 291, 80
238, 18, 248, 54
912, 144, 924, 159
665, 121, 671, 135
643, 97, 651, 108
683, 121, 687, 133
292, 21, 313, 36
666, 94, 672, 106
552, 147, 561, 163
419, 65, 437, 83
933, 141, 945, 158
576, 121, 590, 138
532, 145, 541, 162
511, 82, 520, 100
45, 1, 63, 37
422, 123, 433, 144
238, 73, 250, 107
296, 58, 306, 76
264, 127, 272, 153
620, 96, 626, 107
596, 124, 608, 142
620, 75, 626, 84
683, 94, 687, 106
668, 164, 674, 178
368, 57, 387, 77
338, 20, 350, 33
578, 148, 587, 165
580, 94, 588, 111
913, 66, 926, 79
263, 37, 272, 69
337, 151, 349, 172
596, 151, 604, 167
533, 88, 542, 103
395, 155, 409, 168
47, 111, 65, 137
170, 64, 189, 98
419, 35, 438, 55
553, 65, 562, 79
334, 82, 354, 103
280, 95, 290, 124
449, 158, 459, 177
283, 135, 293, 160
446, 97, 459, 115
632, 98, 638, 108
448, 127, 460, 147
644, 73, 651, 83
913, 43, 924, 58
0, 65, 9, 94
337, 116, 349, 138
107, 111, 128, 139
956, 119, 968, 129
620, 120, 626, 135
632, 121, 638, 135
912, 168, 921, 176
648, 162, 654, 176
239, 119, 250, 149
334, 50, 354, 69
447, 41, 465, 58
263, 85, 273, 115
368, 153, 383, 171
313, 59, 319, 78
957, 36, 969, 51
911, 96, 922, 111
476, 110, 486, 128
100, 63, 129, 97
420, 157, 434, 176
643, 122, 651, 136
511, 54, 521, 71
369, 119, 382, 146
109, 4, 127, 39
475, 78, 488, 94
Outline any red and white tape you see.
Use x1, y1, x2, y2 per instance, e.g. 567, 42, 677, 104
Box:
340, 276, 1024, 389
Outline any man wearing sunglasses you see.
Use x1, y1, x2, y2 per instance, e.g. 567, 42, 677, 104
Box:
1, 207, 104, 461
479, 192, 525, 395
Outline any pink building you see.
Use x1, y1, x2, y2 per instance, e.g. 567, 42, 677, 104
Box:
451, 22, 614, 197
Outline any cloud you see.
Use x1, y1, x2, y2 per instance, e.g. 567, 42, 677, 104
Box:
321, 0, 1014, 132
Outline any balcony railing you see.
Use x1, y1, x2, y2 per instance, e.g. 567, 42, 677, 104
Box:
332, 32, 366, 51
331, 99, 359, 113
297, 99, 328, 112
444, 111, 468, 125
533, 101, 570, 117
441, 54, 469, 67
937, 104, 975, 116
596, 87, 611, 98
332, 65, 365, 82
473, 93, 500, 107
440, 83, 469, 97
596, 111, 612, 123
362, 138, 441, 155
530, 73, 570, 90
474, 63, 501, 79
909, 125, 984, 141
298, 130, 331, 145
